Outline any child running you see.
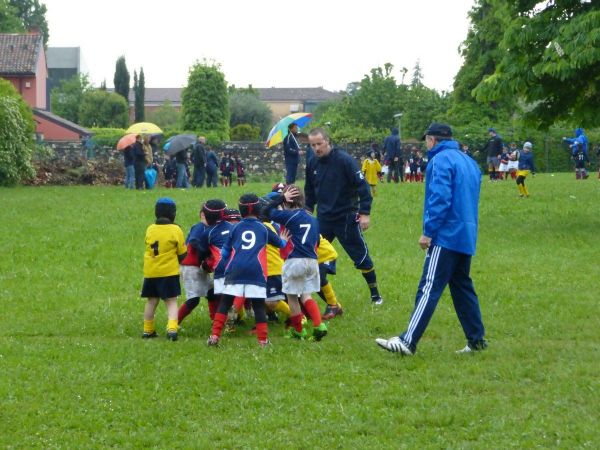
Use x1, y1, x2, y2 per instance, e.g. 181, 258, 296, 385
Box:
207, 194, 287, 347
516, 142, 536, 198
265, 185, 327, 341
141, 198, 187, 341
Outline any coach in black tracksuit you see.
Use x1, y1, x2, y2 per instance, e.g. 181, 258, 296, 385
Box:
305, 127, 384, 305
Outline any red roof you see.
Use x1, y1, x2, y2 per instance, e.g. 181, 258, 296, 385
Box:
0, 33, 43, 75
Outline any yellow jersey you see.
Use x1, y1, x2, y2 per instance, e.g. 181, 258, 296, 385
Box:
143, 223, 186, 278
361, 158, 382, 186
264, 222, 284, 276
317, 236, 338, 264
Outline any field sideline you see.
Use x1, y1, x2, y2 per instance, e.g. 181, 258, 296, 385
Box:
1, 174, 599, 449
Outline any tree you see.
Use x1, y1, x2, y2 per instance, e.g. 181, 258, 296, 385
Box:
0, 0, 22, 33
231, 124, 260, 141
474, 0, 600, 128
50, 73, 90, 123
181, 60, 229, 140
229, 89, 272, 139
147, 100, 180, 130
79, 89, 129, 128
447, 0, 517, 126
0, 0, 49, 45
0, 78, 35, 185
136, 67, 145, 122
410, 60, 424, 87
113, 56, 130, 103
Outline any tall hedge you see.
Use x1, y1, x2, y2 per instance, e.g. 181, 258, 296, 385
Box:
0, 79, 35, 185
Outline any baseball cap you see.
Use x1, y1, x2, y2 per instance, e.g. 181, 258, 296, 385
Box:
421, 122, 453, 140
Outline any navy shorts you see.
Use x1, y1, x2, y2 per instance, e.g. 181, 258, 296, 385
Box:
141, 275, 181, 300
266, 275, 285, 302
319, 213, 373, 270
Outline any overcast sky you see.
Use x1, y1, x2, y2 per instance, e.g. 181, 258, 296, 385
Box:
43, 0, 475, 93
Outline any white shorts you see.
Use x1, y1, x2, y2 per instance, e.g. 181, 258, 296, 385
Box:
282, 258, 320, 295
181, 265, 213, 299
222, 283, 266, 299
213, 277, 225, 294
507, 160, 519, 171
498, 163, 509, 172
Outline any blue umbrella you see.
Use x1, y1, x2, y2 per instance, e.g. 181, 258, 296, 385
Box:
163, 134, 196, 155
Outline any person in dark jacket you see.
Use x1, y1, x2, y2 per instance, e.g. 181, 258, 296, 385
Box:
305, 127, 383, 305
283, 123, 301, 184
516, 141, 536, 196
191, 136, 207, 187
175, 148, 190, 188
205, 147, 219, 187
132, 135, 146, 190
123, 144, 135, 189
376, 123, 486, 356
219, 152, 234, 186
383, 127, 402, 183
482, 128, 503, 181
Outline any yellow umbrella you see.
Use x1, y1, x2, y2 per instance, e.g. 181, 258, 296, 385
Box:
126, 122, 163, 135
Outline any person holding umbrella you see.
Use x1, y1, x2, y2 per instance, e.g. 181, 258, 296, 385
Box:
132, 135, 147, 190
283, 123, 302, 184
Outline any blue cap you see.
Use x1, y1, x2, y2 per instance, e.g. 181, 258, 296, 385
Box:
156, 197, 176, 206
488, 127, 496, 133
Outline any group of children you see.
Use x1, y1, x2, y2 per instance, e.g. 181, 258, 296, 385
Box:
361, 148, 427, 196
141, 183, 344, 347
219, 152, 246, 187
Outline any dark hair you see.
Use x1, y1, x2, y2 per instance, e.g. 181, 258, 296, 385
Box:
224, 208, 242, 223
239, 193, 260, 218
202, 199, 226, 225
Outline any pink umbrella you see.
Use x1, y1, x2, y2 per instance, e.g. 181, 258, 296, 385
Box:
116, 134, 137, 151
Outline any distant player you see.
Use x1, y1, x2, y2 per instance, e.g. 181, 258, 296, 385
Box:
234, 155, 246, 186
207, 194, 287, 347
498, 146, 510, 180
507, 143, 519, 179
141, 198, 187, 341
361, 149, 382, 196
516, 142, 536, 198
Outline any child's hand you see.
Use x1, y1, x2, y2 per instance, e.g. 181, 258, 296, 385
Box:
280, 228, 291, 242
283, 186, 300, 203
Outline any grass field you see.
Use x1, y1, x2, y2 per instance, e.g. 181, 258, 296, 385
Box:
1, 174, 599, 449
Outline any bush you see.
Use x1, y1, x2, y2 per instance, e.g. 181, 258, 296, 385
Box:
231, 124, 260, 141
88, 128, 127, 148
0, 79, 35, 185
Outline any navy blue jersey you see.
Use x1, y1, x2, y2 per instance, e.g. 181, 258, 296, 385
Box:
221, 218, 285, 287
181, 222, 206, 266
190, 220, 233, 278
270, 209, 319, 259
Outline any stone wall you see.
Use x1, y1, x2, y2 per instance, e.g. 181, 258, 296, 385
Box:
30, 140, 381, 185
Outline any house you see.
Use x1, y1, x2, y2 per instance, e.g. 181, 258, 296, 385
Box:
46, 47, 85, 110
0, 33, 91, 141
124, 87, 341, 123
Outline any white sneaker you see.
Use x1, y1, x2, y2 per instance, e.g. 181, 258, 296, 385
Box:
375, 336, 413, 355
456, 345, 473, 354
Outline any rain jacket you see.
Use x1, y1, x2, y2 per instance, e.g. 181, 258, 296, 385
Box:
423, 139, 481, 256
383, 128, 401, 162
564, 128, 588, 156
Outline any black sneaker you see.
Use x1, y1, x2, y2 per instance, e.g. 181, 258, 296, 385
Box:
323, 304, 343, 320
167, 330, 178, 341
371, 295, 384, 305
267, 311, 279, 322
142, 331, 158, 339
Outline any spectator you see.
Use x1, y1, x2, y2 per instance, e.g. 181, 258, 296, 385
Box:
191, 136, 207, 187
383, 127, 402, 183
283, 123, 302, 184
205, 147, 219, 188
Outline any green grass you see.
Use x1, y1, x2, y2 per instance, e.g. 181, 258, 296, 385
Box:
1, 174, 599, 449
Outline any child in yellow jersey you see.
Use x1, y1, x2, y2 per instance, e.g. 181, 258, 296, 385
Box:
362, 150, 382, 196
317, 236, 344, 319
141, 198, 187, 341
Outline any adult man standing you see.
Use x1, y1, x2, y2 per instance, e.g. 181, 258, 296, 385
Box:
376, 123, 487, 355
175, 148, 190, 188
283, 123, 301, 184
191, 136, 207, 187
132, 134, 146, 190
383, 127, 402, 183
483, 127, 503, 181
305, 127, 384, 305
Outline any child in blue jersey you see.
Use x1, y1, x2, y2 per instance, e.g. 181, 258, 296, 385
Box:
207, 194, 287, 347
265, 185, 328, 341
178, 200, 230, 324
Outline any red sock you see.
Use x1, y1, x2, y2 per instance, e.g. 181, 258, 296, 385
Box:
255, 322, 268, 342
233, 296, 245, 313
211, 312, 227, 337
207, 299, 219, 320
290, 314, 304, 332
178, 303, 191, 324
303, 299, 322, 327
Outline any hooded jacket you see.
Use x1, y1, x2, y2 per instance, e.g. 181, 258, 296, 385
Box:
423, 139, 481, 256
564, 128, 588, 156
383, 128, 401, 161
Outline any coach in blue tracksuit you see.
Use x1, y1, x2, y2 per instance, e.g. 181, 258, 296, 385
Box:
376, 122, 487, 355
305, 127, 383, 305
